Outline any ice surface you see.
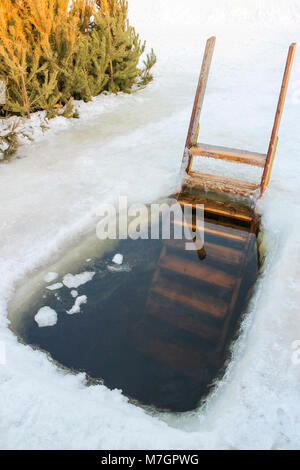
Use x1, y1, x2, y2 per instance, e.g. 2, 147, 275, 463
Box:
71, 290, 78, 298
44, 272, 58, 283
0, 0, 300, 450
34, 307, 58, 328
66, 296, 87, 315
63, 272, 95, 289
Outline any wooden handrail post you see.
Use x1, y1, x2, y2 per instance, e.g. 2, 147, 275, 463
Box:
260, 42, 296, 195
186, 37, 216, 149
181, 36, 216, 175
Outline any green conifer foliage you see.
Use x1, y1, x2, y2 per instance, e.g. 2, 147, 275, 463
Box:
0, 0, 156, 117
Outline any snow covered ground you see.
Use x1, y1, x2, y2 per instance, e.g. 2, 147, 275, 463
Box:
0, 0, 300, 450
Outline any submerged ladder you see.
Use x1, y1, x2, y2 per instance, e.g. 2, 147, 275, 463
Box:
181, 37, 296, 199
135, 199, 258, 383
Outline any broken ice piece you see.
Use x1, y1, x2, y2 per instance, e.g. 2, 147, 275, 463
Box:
107, 264, 131, 273
46, 282, 63, 291
67, 295, 87, 315
112, 254, 123, 265
71, 290, 78, 298
63, 271, 95, 288
35, 306, 57, 327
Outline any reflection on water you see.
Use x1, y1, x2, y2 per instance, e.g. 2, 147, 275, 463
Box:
10, 197, 260, 412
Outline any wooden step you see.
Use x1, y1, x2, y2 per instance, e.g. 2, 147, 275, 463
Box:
176, 205, 253, 234
172, 218, 248, 243
164, 238, 243, 265
147, 293, 222, 342
200, 214, 252, 234
151, 276, 228, 320
135, 333, 217, 383
159, 252, 235, 289
189, 143, 266, 167
184, 171, 260, 198
177, 195, 255, 223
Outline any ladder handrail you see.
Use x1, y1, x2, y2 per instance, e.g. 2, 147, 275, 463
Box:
185, 36, 216, 149
181, 37, 216, 176
260, 42, 297, 195
181, 38, 296, 200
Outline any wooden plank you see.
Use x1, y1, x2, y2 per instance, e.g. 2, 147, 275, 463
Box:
219, 229, 254, 354
164, 238, 243, 265
147, 294, 221, 342
184, 171, 259, 197
261, 43, 296, 194
159, 252, 235, 289
151, 276, 228, 319
172, 218, 248, 242
186, 37, 216, 148
189, 143, 266, 167
178, 196, 254, 222
135, 334, 213, 382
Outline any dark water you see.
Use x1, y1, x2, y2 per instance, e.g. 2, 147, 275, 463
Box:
15, 203, 260, 412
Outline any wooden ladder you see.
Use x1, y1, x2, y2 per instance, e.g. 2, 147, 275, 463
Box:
137, 199, 258, 382
181, 37, 296, 200
134, 39, 296, 385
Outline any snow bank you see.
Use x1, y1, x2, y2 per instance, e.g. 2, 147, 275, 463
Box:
0, 0, 300, 450
0, 93, 134, 159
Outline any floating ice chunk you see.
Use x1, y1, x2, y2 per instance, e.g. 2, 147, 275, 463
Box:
86, 258, 91, 262
46, 282, 63, 291
44, 272, 58, 283
67, 295, 87, 315
112, 254, 123, 265
107, 264, 131, 273
71, 290, 78, 298
34, 307, 57, 327
63, 271, 95, 289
